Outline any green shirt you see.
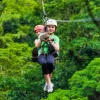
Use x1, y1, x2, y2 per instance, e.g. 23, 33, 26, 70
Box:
38, 34, 59, 55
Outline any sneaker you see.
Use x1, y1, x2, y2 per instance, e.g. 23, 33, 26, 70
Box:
47, 83, 54, 93
43, 83, 47, 91
51, 82, 54, 88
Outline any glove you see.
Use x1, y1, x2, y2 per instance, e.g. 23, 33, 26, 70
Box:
40, 32, 50, 41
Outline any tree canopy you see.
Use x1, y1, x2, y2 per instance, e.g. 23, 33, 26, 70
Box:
0, 0, 100, 99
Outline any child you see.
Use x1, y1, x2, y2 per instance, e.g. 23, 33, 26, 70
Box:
34, 19, 59, 92
32, 25, 45, 62
34, 24, 44, 41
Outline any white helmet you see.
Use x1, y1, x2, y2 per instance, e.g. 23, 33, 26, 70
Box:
46, 19, 57, 26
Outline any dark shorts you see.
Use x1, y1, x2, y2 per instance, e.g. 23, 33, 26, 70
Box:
38, 54, 55, 75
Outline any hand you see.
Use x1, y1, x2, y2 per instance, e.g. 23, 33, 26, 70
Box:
49, 38, 54, 43
40, 32, 50, 41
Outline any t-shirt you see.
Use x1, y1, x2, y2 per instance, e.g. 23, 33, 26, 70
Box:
38, 34, 59, 55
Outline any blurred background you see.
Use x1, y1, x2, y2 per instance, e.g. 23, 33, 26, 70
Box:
0, 0, 100, 100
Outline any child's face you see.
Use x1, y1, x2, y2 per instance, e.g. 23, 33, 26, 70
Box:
35, 29, 43, 36
47, 25, 56, 34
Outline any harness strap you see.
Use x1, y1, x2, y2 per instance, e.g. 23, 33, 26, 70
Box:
41, 42, 48, 54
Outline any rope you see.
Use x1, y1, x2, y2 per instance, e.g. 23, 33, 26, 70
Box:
42, 0, 48, 24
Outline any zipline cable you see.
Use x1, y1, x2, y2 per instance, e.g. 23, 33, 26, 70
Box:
56, 17, 100, 23
1, 1, 100, 25
41, 0, 100, 25
0, 17, 100, 25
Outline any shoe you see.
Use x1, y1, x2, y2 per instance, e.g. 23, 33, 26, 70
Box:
51, 82, 54, 88
47, 83, 54, 93
44, 83, 47, 91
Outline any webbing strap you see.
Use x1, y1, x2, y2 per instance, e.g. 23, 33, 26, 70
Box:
42, 0, 48, 24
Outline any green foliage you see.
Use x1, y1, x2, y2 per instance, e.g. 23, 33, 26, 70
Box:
0, 0, 100, 99
69, 58, 100, 100
66, 37, 100, 69
43, 58, 100, 100
0, 36, 7, 48
0, 24, 3, 36
41, 89, 70, 100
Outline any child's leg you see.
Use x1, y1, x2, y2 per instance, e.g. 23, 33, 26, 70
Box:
44, 74, 51, 84
41, 54, 54, 92
49, 73, 52, 80
38, 54, 51, 84
47, 54, 55, 75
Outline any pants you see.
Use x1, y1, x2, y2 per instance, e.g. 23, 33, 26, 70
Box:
38, 54, 55, 75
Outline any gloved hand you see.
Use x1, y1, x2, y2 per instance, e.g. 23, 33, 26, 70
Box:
40, 32, 50, 41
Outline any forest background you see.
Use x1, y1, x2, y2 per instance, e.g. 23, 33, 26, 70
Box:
0, 0, 100, 100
